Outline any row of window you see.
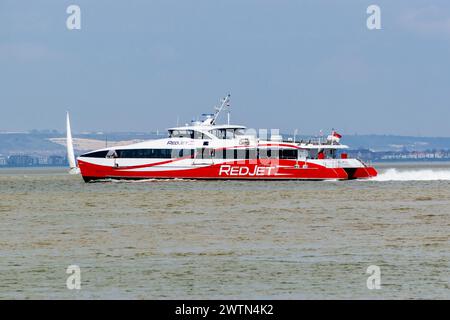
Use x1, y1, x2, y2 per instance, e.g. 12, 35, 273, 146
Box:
208, 128, 245, 139
168, 130, 211, 139
81, 149, 191, 159
199, 149, 298, 160
116, 149, 186, 159
81, 148, 300, 159
168, 128, 246, 139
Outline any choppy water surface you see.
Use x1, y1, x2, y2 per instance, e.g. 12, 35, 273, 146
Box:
0, 163, 449, 299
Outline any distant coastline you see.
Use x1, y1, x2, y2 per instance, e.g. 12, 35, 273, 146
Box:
2, 131, 450, 168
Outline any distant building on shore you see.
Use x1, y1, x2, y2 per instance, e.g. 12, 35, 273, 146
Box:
6, 155, 39, 167
0, 155, 69, 167
346, 149, 450, 162
1, 149, 450, 168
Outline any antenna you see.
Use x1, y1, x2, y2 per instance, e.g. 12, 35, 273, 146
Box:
331, 128, 334, 146
212, 94, 231, 125
226, 95, 231, 125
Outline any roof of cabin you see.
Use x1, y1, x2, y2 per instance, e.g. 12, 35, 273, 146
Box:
167, 124, 246, 131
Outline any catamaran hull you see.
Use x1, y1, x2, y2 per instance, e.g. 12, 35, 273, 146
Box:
78, 159, 377, 182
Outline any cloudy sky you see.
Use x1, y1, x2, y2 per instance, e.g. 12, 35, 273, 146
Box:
1, 0, 450, 136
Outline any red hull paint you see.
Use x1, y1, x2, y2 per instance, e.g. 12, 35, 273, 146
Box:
350, 167, 378, 179
78, 159, 377, 182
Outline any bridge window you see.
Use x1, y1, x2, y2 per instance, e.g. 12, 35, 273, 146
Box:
209, 128, 246, 139
168, 130, 211, 139
169, 130, 193, 138
193, 131, 211, 139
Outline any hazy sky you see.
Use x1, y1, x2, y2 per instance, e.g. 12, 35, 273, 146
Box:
1, 0, 450, 136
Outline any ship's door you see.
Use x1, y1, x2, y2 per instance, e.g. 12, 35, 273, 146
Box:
106, 149, 119, 168
193, 147, 214, 165
298, 149, 308, 162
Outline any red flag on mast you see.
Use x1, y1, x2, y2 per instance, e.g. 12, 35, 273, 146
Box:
332, 131, 342, 139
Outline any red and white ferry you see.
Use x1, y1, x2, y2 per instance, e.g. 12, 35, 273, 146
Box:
73, 96, 377, 182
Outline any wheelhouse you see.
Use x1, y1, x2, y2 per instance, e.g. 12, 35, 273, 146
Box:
167, 125, 246, 140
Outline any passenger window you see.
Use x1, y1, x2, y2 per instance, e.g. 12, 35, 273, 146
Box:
235, 148, 245, 159
280, 149, 298, 159
248, 149, 257, 159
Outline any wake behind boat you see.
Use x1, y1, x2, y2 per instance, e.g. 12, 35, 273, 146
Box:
71, 95, 377, 182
